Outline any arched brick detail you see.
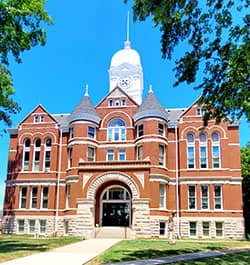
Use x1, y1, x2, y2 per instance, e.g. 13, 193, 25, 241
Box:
87, 172, 139, 199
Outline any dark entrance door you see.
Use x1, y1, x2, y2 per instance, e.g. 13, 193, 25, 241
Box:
102, 202, 130, 226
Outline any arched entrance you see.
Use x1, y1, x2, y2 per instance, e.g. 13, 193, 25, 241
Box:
100, 185, 131, 227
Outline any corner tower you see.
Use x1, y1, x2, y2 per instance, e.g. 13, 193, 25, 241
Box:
108, 19, 144, 105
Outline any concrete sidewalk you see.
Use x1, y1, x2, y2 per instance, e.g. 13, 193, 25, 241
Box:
1, 238, 121, 265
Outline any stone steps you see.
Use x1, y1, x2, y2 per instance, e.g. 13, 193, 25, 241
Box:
94, 226, 133, 239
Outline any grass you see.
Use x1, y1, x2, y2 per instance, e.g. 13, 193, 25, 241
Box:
0, 234, 82, 262
169, 250, 250, 264
98, 239, 250, 264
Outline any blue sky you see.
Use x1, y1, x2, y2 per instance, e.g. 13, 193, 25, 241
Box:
0, 0, 249, 208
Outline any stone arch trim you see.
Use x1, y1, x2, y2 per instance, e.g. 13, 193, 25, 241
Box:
87, 172, 140, 200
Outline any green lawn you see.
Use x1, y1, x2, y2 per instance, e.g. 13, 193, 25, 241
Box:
168, 250, 250, 264
99, 239, 250, 264
0, 234, 82, 262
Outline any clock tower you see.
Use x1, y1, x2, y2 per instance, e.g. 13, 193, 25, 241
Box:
109, 40, 144, 105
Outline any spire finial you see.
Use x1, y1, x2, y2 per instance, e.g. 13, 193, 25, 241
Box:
85, 84, 89, 96
149, 84, 153, 93
124, 11, 131, 49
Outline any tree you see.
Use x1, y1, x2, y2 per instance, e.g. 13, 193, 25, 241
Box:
125, 0, 250, 124
241, 141, 250, 238
0, 0, 53, 130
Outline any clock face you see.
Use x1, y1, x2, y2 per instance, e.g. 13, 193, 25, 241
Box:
119, 77, 132, 89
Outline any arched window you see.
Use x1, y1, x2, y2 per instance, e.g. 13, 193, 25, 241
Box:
211, 132, 221, 168
199, 133, 207, 168
187, 132, 195, 168
23, 138, 31, 171
33, 138, 41, 171
107, 118, 126, 141
44, 137, 52, 172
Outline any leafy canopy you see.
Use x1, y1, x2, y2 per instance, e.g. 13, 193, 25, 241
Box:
0, 0, 53, 129
125, 0, 250, 124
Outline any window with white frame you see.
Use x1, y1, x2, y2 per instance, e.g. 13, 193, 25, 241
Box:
212, 132, 221, 168
68, 147, 73, 168
40, 115, 44, 122
39, 220, 46, 234
201, 185, 209, 210
215, 222, 223, 237
33, 138, 41, 171
158, 123, 164, 136
23, 138, 31, 171
214, 185, 222, 209
30, 187, 38, 209
44, 138, 51, 172
69, 127, 74, 139
199, 133, 207, 168
121, 98, 126, 106
34, 115, 39, 123
66, 184, 71, 208
188, 185, 196, 209
137, 124, 144, 137
159, 222, 166, 236
20, 186, 27, 209
107, 119, 126, 141
137, 145, 143, 160
41, 186, 49, 209
87, 146, 95, 161
159, 184, 166, 208
107, 149, 114, 161
196, 107, 202, 116
119, 149, 126, 161
88, 126, 96, 139
189, 222, 197, 236
18, 220, 25, 233
202, 222, 210, 237
159, 144, 165, 166
108, 99, 113, 107
28, 220, 36, 234
187, 133, 195, 168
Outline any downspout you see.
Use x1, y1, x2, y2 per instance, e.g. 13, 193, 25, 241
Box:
55, 126, 63, 235
175, 124, 180, 238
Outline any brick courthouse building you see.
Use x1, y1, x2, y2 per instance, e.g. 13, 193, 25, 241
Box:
2, 39, 244, 239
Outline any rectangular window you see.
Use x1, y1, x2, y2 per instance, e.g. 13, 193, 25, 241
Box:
20, 187, 27, 209
18, 220, 25, 233
159, 184, 166, 208
212, 146, 220, 168
30, 187, 38, 209
159, 222, 166, 236
33, 150, 40, 171
121, 99, 126, 106
41, 186, 49, 209
66, 184, 71, 209
69, 127, 74, 138
107, 149, 114, 161
202, 222, 210, 237
44, 150, 51, 171
68, 148, 73, 168
137, 145, 143, 160
215, 222, 223, 237
39, 220, 46, 234
201, 185, 209, 209
214, 185, 222, 209
87, 146, 95, 161
29, 220, 36, 234
159, 144, 165, 166
119, 149, 126, 161
64, 220, 69, 235
88, 126, 96, 138
23, 151, 30, 171
40, 115, 44, 122
108, 99, 113, 107
187, 146, 195, 168
189, 222, 197, 237
34, 115, 39, 123
200, 146, 207, 168
188, 185, 196, 209
138, 124, 144, 137
158, 123, 164, 136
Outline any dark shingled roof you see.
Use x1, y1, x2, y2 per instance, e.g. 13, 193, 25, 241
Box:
69, 95, 100, 125
166, 108, 187, 128
134, 90, 168, 122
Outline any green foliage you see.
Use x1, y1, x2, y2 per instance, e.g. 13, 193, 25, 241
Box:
241, 141, 250, 237
0, 0, 53, 129
125, 0, 250, 124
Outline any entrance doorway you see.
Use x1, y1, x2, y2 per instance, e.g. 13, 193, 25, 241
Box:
100, 186, 131, 227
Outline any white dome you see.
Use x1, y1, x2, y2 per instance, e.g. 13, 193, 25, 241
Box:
110, 41, 141, 67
